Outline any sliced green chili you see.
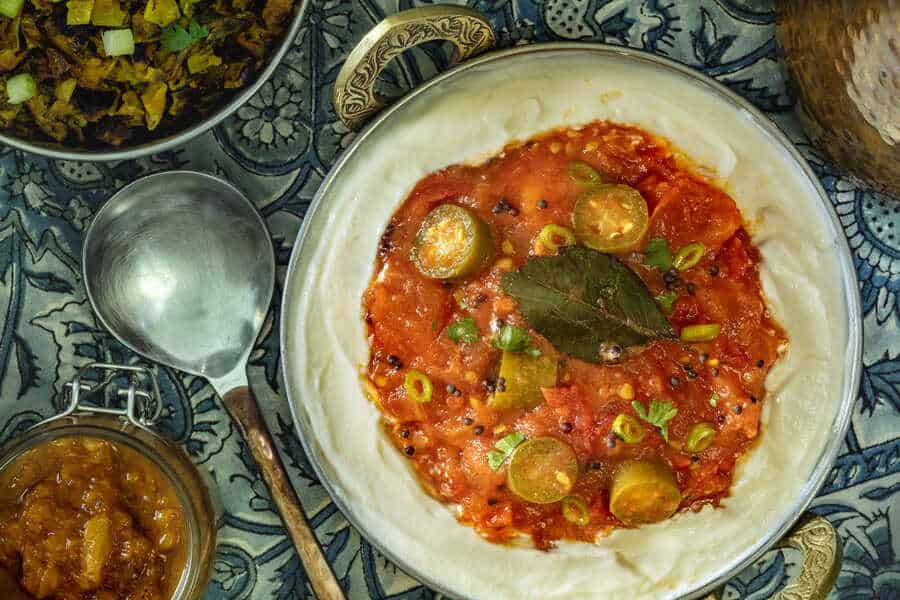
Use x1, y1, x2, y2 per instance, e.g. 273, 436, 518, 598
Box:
561, 495, 591, 526
538, 224, 576, 252
404, 370, 433, 403
673, 242, 705, 271
568, 161, 602, 185
680, 323, 721, 343
685, 422, 716, 453
612, 414, 646, 443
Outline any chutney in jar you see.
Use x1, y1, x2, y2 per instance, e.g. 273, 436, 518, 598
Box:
0, 436, 187, 599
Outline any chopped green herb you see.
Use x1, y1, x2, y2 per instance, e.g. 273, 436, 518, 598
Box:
709, 392, 719, 408
655, 291, 678, 315
632, 399, 678, 442
487, 431, 526, 471
644, 238, 673, 271
492, 324, 540, 356
447, 317, 479, 344
431, 319, 438, 332
160, 18, 209, 52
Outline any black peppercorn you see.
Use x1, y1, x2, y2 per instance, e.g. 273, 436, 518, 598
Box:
537, 199, 548, 209
404, 446, 415, 456
733, 405, 743, 415
487, 498, 498, 506
709, 265, 719, 276
717, 415, 726, 424
474, 425, 485, 436
464, 417, 474, 426
686, 282, 697, 295
387, 354, 402, 369
756, 359, 765, 368
691, 454, 699, 463
560, 422, 574, 433
669, 376, 681, 388
750, 395, 758, 404
400, 428, 410, 438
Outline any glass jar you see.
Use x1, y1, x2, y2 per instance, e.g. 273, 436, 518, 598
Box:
0, 363, 217, 600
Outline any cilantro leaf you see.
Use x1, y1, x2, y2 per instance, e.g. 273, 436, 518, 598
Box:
709, 392, 719, 408
655, 291, 678, 315
632, 399, 678, 442
492, 324, 541, 356
644, 238, 673, 271
188, 18, 208, 39
160, 18, 209, 52
487, 431, 525, 471
447, 317, 479, 344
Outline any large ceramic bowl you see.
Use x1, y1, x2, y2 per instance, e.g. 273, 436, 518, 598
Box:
0, 3, 307, 161
281, 7, 860, 600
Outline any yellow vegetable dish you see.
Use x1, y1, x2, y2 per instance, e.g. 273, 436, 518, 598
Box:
0, 437, 186, 600
0, 0, 294, 147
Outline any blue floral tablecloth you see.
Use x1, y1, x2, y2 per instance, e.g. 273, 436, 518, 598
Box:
0, 1, 897, 598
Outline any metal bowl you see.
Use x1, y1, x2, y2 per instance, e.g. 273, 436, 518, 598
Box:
281, 7, 860, 600
0, 3, 307, 161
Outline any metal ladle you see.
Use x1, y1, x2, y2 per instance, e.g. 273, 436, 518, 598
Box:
83, 171, 345, 600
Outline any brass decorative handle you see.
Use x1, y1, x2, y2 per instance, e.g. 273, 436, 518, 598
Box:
702, 514, 841, 600
222, 386, 347, 600
333, 5, 496, 130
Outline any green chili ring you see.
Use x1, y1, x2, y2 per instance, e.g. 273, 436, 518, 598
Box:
673, 242, 705, 271
685, 422, 716, 453
404, 370, 433, 403
561, 495, 591, 526
680, 323, 721, 343
612, 414, 646, 443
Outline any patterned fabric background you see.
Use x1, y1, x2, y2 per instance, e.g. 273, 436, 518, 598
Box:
0, 0, 897, 598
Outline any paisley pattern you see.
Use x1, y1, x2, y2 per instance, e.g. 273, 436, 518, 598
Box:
0, 1, 896, 598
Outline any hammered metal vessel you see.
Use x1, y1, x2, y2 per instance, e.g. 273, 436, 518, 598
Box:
777, 0, 900, 197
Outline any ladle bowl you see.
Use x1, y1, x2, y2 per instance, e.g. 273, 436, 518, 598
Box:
83, 170, 345, 600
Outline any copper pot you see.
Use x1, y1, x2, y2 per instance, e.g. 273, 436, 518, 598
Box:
777, 0, 900, 198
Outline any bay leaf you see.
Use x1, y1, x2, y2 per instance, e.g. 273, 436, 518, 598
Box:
501, 246, 675, 363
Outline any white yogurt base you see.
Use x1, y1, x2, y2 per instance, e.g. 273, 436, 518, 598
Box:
283, 50, 852, 599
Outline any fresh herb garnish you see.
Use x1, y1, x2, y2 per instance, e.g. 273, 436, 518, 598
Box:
655, 291, 678, 315
447, 317, 479, 344
492, 324, 541, 357
709, 392, 719, 408
644, 238, 673, 271
487, 431, 526, 471
632, 399, 678, 442
160, 18, 209, 52
501, 246, 674, 363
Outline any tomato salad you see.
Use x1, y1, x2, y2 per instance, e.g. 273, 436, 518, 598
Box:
363, 121, 787, 550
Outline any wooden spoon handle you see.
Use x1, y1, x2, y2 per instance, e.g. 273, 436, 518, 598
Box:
223, 386, 346, 600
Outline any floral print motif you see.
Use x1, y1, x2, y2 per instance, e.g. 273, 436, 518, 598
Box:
237, 80, 304, 149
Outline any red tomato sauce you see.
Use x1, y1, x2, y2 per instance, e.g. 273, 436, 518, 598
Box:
363, 121, 787, 550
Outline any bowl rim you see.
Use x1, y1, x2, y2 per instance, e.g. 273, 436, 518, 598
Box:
280, 42, 862, 600
0, 1, 308, 162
